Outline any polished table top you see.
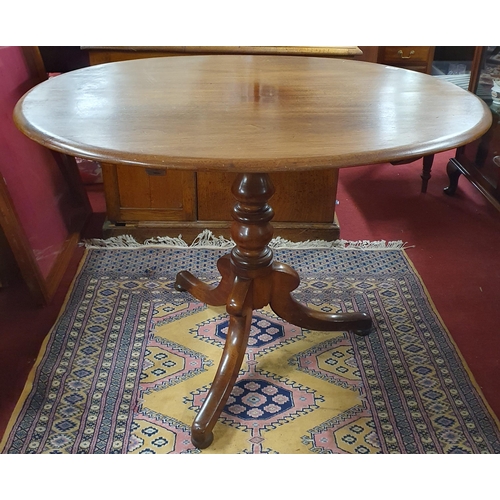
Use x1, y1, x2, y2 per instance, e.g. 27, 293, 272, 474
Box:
14, 55, 492, 172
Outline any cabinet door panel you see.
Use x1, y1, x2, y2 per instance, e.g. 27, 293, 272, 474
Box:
197, 170, 338, 222
102, 163, 196, 222
115, 165, 152, 208
116, 165, 186, 209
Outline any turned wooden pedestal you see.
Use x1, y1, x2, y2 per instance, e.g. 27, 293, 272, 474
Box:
175, 173, 372, 448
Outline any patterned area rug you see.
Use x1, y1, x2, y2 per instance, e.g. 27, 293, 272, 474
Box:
2, 244, 500, 454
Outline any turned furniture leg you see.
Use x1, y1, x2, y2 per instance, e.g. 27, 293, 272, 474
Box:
178, 173, 277, 448
421, 154, 434, 193
444, 158, 462, 196
175, 172, 373, 448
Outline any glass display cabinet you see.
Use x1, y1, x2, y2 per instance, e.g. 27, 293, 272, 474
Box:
445, 47, 500, 209
431, 46, 477, 90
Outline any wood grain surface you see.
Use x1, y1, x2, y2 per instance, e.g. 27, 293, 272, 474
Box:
83, 45, 363, 56
14, 55, 492, 172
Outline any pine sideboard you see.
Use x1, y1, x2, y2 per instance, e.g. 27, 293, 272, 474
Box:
85, 46, 363, 242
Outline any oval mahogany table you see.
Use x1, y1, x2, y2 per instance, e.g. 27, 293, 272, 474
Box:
14, 55, 492, 449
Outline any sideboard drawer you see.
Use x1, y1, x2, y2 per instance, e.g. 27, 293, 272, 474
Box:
378, 46, 434, 73
380, 46, 431, 63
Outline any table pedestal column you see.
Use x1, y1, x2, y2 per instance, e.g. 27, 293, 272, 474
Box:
175, 172, 372, 448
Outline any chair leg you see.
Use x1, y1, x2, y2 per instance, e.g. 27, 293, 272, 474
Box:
444, 158, 462, 196
421, 154, 434, 193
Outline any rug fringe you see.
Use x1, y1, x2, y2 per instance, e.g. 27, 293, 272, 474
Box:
269, 236, 410, 250
81, 230, 409, 250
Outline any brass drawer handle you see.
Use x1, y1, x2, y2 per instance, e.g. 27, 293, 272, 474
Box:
397, 49, 415, 59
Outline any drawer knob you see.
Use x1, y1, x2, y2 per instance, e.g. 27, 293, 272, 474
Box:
397, 49, 415, 59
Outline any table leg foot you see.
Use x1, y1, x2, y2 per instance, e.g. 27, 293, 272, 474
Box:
351, 327, 373, 337
174, 271, 191, 292
444, 158, 462, 196
191, 425, 214, 450
175, 254, 233, 306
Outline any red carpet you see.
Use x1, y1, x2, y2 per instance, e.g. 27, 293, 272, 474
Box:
0, 151, 499, 440
0, 188, 105, 438
335, 151, 500, 419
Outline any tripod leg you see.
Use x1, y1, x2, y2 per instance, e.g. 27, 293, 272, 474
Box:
175, 254, 233, 306
191, 278, 253, 449
270, 262, 372, 336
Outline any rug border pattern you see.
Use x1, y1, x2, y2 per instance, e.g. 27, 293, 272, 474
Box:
2, 242, 499, 454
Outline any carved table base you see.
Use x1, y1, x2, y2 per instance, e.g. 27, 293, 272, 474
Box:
174, 173, 372, 448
